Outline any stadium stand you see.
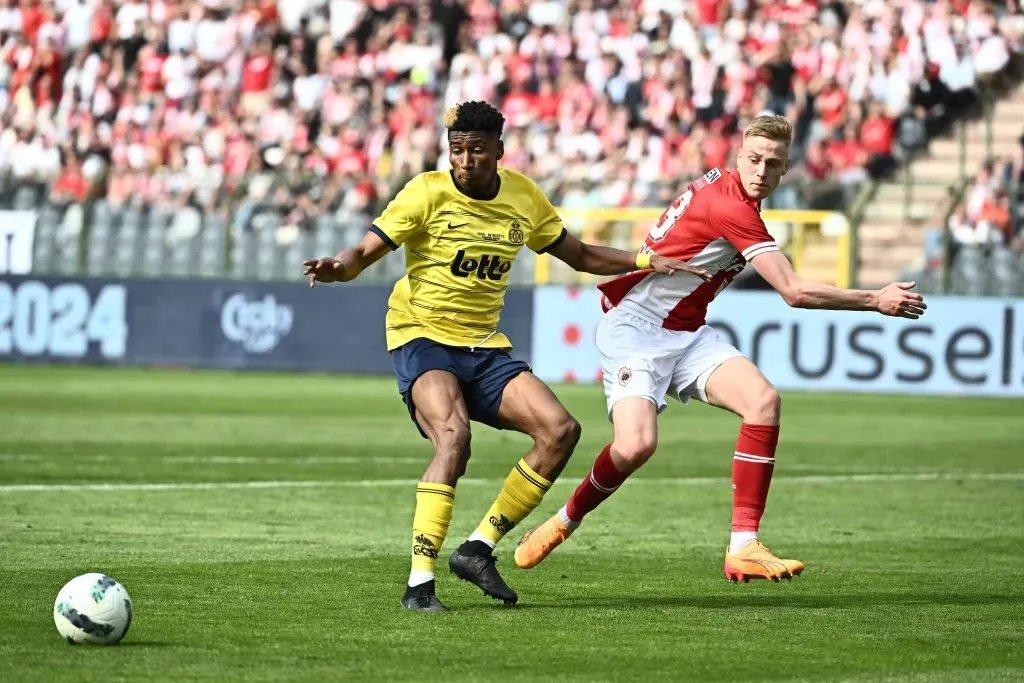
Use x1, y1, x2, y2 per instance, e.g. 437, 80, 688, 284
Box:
910, 134, 1024, 295
0, 0, 1022, 287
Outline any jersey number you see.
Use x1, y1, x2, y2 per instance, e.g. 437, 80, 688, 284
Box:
648, 189, 693, 242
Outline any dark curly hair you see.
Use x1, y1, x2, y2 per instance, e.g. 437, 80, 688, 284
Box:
443, 101, 505, 136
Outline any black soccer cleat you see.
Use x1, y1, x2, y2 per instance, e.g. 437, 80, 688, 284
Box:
448, 540, 519, 605
400, 580, 449, 612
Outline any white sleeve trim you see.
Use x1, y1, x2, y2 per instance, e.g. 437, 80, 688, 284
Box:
741, 241, 777, 258
743, 243, 779, 260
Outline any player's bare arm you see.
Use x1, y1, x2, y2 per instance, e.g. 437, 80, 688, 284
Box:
546, 231, 712, 280
751, 250, 927, 319
731, 118, 925, 320
302, 230, 392, 287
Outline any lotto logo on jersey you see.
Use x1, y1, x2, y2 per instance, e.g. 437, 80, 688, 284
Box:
450, 249, 512, 281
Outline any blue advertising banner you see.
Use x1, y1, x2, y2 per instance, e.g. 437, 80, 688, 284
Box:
0, 276, 535, 373
0, 278, 129, 364
531, 286, 1024, 398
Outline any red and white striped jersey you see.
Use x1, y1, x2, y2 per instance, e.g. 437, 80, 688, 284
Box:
598, 167, 778, 332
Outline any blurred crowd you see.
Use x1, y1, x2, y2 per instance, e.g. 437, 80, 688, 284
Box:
916, 134, 1024, 292
0, 0, 1022, 232
945, 140, 1024, 251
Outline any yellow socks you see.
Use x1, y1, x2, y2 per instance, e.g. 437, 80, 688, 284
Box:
469, 459, 552, 546
408, 461, 552, 587
409, 483, 455, 586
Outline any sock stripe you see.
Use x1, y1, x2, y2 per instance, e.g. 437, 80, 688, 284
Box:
565, 444, 626, 523
734, 451, 775, 462
515, 463, 551, 492
472, 460, 551, 545
588, 471, 620, 493
416, 483, 456, 492
411, 483, 455, 578
732, 423, 780, 533
416, 487, 456, 500
733, 455, 776, 464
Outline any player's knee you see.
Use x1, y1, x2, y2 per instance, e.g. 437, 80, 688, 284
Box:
433, 420, 472, 466
538, 414, 582, 457
747, 384, 781, 424
562, 416, 583, 453
610, 434, 657, 473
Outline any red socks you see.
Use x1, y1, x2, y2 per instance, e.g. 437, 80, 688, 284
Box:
564, 424, 778, 530
731, 423, 780, 532
565, 444, 629, 522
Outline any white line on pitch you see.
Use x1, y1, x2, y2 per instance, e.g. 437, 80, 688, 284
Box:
0, 479, 490, 493
0, 454, 997, 476
0, 472, 1021, 494
0, 454, 427, 465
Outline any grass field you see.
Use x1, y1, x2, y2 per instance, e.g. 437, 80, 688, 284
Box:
1, 365, 1022, 682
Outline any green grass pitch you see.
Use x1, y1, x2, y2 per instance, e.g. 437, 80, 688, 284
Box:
0, 365, 1022, 682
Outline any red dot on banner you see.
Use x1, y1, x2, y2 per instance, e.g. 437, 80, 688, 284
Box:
595, 368, 604, 383
563, 324, 581, 346
563, 370, 577, 383
566, 287, 579, 300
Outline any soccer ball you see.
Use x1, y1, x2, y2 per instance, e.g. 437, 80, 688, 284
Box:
53, 573, 133, 645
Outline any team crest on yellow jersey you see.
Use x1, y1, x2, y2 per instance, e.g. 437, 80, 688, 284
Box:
509, 221, 525, 245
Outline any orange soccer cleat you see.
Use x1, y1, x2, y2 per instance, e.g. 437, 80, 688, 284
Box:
514, 514, 575, 569
724, 540, 805, 583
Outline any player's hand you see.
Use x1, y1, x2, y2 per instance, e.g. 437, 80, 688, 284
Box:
649, 254, 713, 281
875, 281, 927, 319
302, 257, 346, 287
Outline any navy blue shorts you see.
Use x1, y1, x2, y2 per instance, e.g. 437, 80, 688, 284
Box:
391, 337, 532, 438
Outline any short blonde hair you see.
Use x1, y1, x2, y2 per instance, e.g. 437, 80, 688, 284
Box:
442, 105, 461, 129
443, 101, 504, 133
743, 115, 793, 145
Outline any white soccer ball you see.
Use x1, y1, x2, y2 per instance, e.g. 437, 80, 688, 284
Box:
53, 573, 133, 645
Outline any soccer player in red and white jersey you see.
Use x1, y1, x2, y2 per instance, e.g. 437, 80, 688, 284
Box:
514, 115, 927, 582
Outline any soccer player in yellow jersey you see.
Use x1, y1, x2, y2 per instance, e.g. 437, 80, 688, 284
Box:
303, 101, 709, 612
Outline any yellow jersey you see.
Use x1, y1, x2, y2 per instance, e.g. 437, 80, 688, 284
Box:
371, 168, 567, 352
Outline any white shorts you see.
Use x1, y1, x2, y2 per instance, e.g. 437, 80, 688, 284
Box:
596, 306, 744, 419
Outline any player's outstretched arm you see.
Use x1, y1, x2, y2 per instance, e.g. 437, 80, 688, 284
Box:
751, 250, 927, 319
302, 230, 392, 287
546, 232, 712, 280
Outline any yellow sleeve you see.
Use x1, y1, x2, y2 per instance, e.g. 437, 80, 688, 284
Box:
525, 185, 568, 254
370, 175, 429, 249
